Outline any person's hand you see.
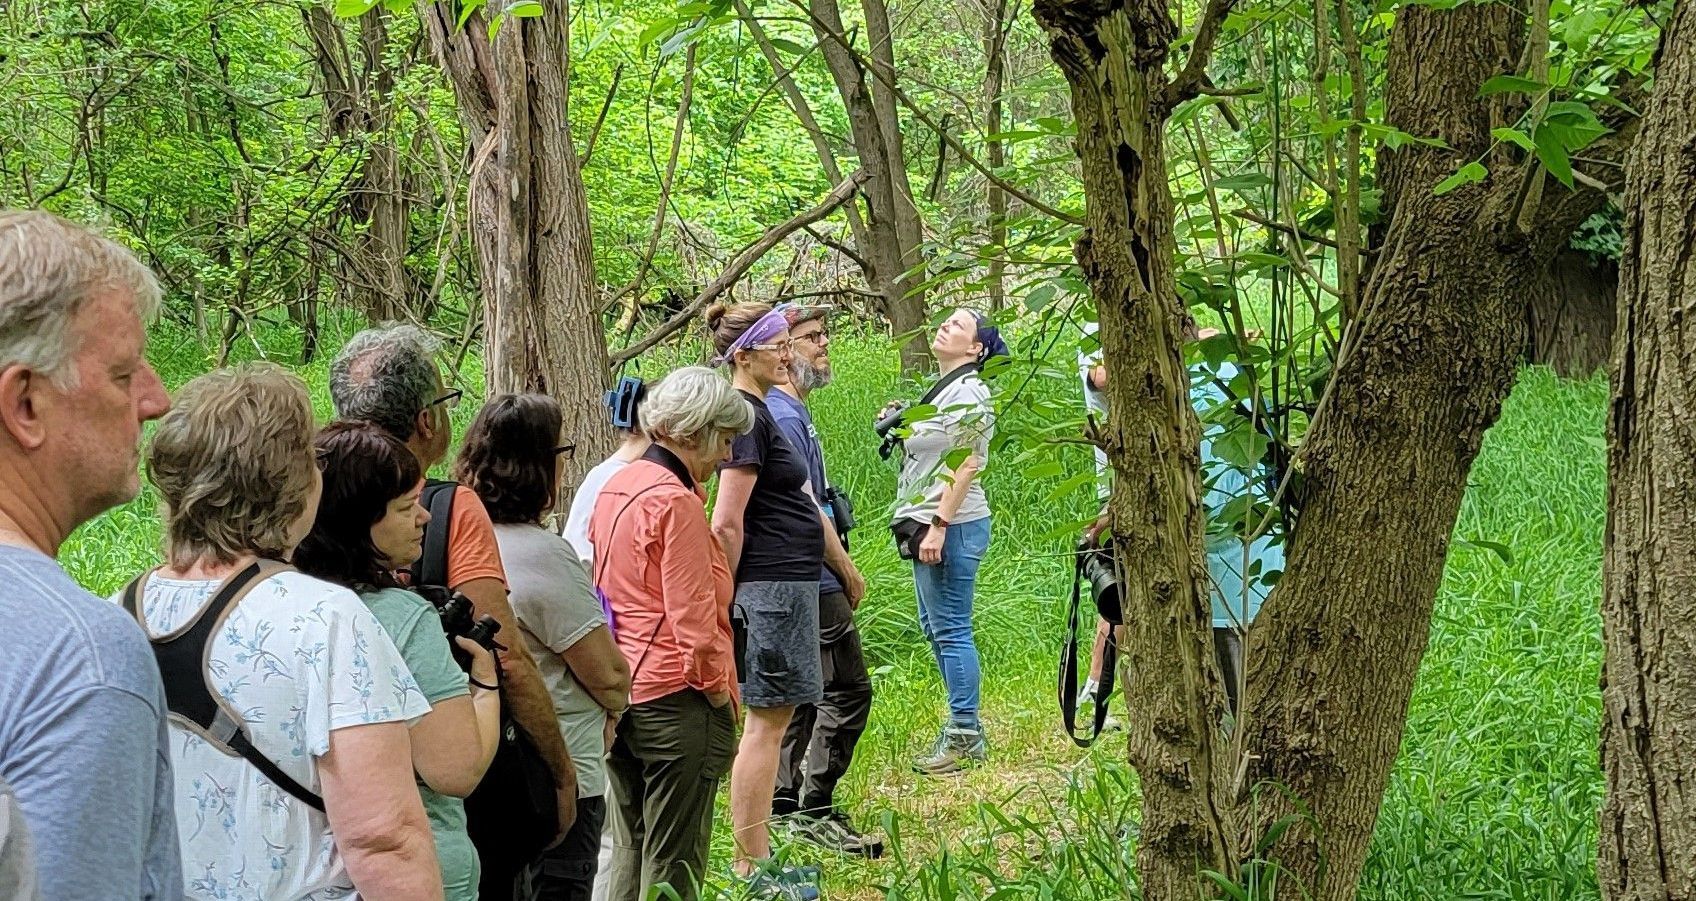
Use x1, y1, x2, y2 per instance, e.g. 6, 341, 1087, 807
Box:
454, 636, 499, 688
919, 525, 946, 565
603, 713, 620, 752
842, 562, 868, 610
877, 401, 904, 423
1084, 507, 1112, 548
547, 783, 578, 849
705, 689, 732, 709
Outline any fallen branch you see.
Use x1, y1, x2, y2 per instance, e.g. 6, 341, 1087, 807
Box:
608, 170, 869, 367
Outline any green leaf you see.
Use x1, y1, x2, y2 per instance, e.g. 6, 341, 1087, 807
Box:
1023, 282, 1057, 312
1433, 161, 1487, 196
1479, 74, 1545, 96
1214, 172, 1273, 192
506, 0, 543, 16
1533, 124, 1574, 188
1492, 127, 1536, 153
1457, 537, 1514, 565
1212, 423, 1270, 470
1023, 461, 1066, 480
333, 0, 378, 17
766, 37, 808, 55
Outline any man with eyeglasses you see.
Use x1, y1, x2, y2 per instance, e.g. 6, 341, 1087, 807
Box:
330, 326, 580, 885
763, 305, 881, 858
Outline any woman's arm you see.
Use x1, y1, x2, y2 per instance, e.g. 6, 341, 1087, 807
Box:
711, 466, 757, 574
408, 640, 500, 798
560, 625, 631, 715
918, 453, 982, 565
318, 721, 444, 901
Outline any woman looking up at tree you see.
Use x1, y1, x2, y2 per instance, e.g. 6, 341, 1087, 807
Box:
887, 309, 1003, 775
707, 302, 826, 896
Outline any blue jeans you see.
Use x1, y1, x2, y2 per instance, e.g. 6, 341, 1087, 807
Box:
911, 516, 991, 730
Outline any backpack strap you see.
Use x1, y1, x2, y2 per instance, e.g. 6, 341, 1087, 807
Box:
126, 560, 324, 810
414, 479, 459, 589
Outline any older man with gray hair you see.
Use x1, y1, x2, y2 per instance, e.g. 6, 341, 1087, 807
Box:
331, 325, 579, 895
0, 210, 179, 900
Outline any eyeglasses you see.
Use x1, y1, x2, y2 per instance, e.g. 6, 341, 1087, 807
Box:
746, 340, 795, 354
427, 388, 463, 411
554, 444, 576, 461
795, 330, 829, 345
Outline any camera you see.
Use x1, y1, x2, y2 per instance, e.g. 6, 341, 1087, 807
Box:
421, 587, 505, 671
874, 402, 910, 460
1079, 541, 1123, 626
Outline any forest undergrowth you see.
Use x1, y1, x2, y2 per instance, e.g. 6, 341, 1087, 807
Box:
68, 325, 1607, 900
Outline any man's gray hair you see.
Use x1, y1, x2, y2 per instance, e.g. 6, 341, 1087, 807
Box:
0, 210, 161, 386
329, 324, 442, 442
640, 366, 755, 446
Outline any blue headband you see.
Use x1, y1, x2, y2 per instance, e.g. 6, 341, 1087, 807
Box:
975, 317, 1009, 363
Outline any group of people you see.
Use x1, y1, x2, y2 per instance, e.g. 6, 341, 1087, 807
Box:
0, 210, 1010, 901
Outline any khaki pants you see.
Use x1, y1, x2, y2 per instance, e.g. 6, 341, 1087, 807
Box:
605, 690, 737, 901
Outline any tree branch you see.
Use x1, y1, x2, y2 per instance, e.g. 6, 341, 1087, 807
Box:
581, 62, 623, 168
608, 170, 869, 367
1168, 0, 1239, 107
603, 47, 695, 315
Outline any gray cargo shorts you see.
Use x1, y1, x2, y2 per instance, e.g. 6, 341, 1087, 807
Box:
736, 580, 824, 709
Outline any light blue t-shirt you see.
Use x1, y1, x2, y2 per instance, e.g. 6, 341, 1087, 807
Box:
0, 546, 182, 901
361, 587, 478, 901
1194, 362, 1285, 629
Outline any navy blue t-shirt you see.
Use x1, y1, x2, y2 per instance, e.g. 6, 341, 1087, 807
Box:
766, 388, 845, 595
721, 391, 826, 583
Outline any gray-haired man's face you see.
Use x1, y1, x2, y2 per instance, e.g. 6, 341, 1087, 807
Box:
788, 320, 832, 392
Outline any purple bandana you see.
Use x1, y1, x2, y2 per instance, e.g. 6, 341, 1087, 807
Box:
713, 306, 792, 366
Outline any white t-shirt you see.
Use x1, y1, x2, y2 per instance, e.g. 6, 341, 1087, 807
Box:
563, 456, 630, 564
494, 523, 611, 798
1080, 321, 1110, 499
893, 369, 994, 525
136, 570, 430, 901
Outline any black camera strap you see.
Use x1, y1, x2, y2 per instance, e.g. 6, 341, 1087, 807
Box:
1059, 551, 1118, 747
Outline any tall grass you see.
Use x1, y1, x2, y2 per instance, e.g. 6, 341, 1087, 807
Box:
65, 327, 1607, 900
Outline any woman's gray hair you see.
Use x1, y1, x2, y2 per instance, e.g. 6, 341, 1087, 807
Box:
147, 363, 318, 568
329, 324, 441, 442
0, 210, 160, 387
640, 366, 755, 446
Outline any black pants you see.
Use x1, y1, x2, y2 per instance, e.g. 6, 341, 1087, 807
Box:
777, 591, 873, 812
517, 795, 606, 901
1214, 626, 1243, 715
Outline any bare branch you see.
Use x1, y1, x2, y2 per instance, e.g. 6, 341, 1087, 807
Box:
608, 171, 870, 368
581, 62, 624, 168
1168, 0, 1239, 107
603, 47, 695, 315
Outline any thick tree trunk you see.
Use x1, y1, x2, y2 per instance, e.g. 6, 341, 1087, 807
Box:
1600, 4, 1696, 895
1033, 1, 1233, 895
810, 0, 930, 371
1241, 6, 1629, 898
982, 0, 1008, 311
421, 2, 612, 490
1527, 248, 1616, 378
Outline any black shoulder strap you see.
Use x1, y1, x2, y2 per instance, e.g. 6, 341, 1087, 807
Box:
919, 362, 980, 409
415, 479, 458, 589
1059, 553, 1117, 747
125, 561, 325, 811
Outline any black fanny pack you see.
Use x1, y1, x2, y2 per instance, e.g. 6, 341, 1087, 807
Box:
891, 518, 926, 561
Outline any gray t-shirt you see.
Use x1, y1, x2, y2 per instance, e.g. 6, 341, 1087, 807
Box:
0, 546, 181, 901
0, 776, 40, 901
494, 523, 611, 798
894, 369, 994, 525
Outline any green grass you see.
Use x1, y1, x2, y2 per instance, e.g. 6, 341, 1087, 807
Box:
65, 326, 1607, 900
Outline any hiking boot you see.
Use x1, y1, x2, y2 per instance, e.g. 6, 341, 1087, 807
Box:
787, 808, 885, 859
733, 862, 820, 901
912, 726, 986, 776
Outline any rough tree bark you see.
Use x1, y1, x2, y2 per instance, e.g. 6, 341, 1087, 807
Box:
1031, 0, 1236, 893
1240, 5, 1634, 898
420, 2, 612, 488
1526, 248, 1616, 378
981, 0, 1009, 311
1036, 0, 1637, 897
1600, 3, 1696, 895
809, 0, 931, 370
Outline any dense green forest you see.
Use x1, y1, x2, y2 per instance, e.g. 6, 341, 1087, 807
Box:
8, 0, 1696, 896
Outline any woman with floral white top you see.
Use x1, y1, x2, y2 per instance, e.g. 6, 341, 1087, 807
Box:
132, 363, 443, 900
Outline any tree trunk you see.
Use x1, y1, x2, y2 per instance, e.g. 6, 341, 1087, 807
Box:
1526, 248, 1616, 378
1241, 6, 1631, 898
810, 0, 930, 371
1032, 0, 1233, 894
1600, 4, 1696, 895
982, 0, 1008, 311
421, 2, 613, 491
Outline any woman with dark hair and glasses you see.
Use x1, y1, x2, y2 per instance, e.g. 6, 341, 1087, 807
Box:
294, 420, 503, 901
455, 394, 632, 901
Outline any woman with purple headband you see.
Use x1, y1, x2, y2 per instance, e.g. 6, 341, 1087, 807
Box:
706, 302, 826, 898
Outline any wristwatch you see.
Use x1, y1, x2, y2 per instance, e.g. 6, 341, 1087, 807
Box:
931, 515, 951, 529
